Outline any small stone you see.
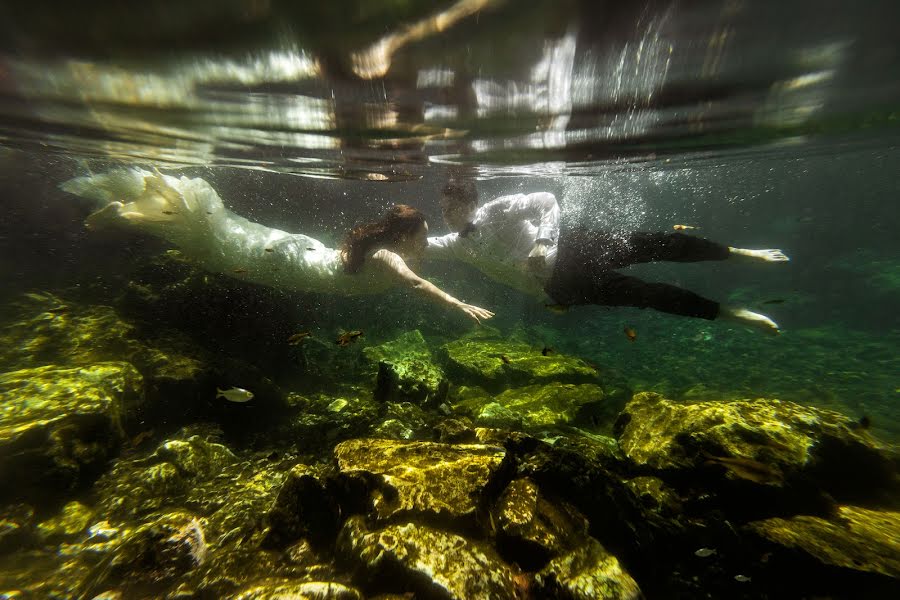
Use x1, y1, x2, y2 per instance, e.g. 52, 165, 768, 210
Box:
37, 501, 94, 540
535, 538, 642, 600
334, 439, 507, 524
338, 516, 520, 600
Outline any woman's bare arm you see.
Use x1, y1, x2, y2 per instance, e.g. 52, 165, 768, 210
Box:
371, 249, 494, 323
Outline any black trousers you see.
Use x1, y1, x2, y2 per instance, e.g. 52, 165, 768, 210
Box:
544, 229, 731, 320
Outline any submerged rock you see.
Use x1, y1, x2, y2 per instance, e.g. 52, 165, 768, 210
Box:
231, 579, 363, 600
493, 477, 590, 570
337, 516, 521, 600
262, 464, 337, 549
458, 382, 606, 430
0, 362, 143, 499
440, 338, 598, 391
747, 505, 900, 579
36, 500, 94, 542
535, 538, 643, 600
365, 330, 448, 407
615, 392, 897, 502
334, 438, 508, 526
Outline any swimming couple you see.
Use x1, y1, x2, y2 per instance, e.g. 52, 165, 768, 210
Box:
61, 169, 788, 334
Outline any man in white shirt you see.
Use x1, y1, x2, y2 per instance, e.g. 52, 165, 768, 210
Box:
426, 178, 789, 334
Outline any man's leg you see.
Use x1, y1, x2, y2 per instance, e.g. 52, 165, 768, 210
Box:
556, 228, 787, 270
556, 228, 731, 270
545, 268, 720, 319
545, 269, 780, 333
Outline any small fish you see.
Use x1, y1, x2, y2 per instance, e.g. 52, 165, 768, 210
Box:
545, 304, 569, 314
760, 298, 786, 305
217, 386, 254, 403
695, 547, 717, 558
306, 247, 316, 251
500, 354, 511, 364
161, 210, 178, 215
336, 330, 364, 347
624, 326, 637, 342
760, 552, 772, 563
264, 248, 274, 253
128, 429, 155, 448
206, 211, 214, 215
232, 268, 248, 274
287, 331, 311, 345
734, 575, 752, 583
541, 346, 554, 356
702, 452, 782, 485
672, 224, 699, 231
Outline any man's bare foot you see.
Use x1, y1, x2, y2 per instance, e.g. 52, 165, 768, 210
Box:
719, 306, 781, 335
729, 247, 790, 262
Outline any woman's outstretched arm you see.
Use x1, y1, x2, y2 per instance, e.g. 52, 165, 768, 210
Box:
370, 249, 494, 323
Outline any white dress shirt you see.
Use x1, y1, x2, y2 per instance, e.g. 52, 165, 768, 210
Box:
426, 192, 560, 298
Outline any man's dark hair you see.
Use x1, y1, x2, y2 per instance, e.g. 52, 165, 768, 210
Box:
441, 177, 478, 209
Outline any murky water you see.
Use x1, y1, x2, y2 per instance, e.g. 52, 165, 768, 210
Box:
0, 2, 898, 599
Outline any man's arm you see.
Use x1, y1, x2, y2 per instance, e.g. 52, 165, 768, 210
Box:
482, 192, 559, 239
424, 232, 460, 260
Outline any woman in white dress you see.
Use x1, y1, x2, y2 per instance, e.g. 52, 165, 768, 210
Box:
61, 168, 494, 323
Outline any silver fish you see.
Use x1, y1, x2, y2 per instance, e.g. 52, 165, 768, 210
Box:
734, 575, 752, 583
217, 386, 254, 403
694, 547, 717, 558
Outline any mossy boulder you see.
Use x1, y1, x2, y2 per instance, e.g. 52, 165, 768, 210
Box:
535, 538, 642, 600
36, 501, 93, 542
493, 477, 590, 570
365, 330, 448, 406
231, 579, 363, 600
262, 464, 338, 549
0, 362, 143, 499
337, 516, 522, 600
615, 392, 897, 503
440, 338, 598, 391
747, 505, 900, 579
333, 438, 508, 526
457, 382, 606, 430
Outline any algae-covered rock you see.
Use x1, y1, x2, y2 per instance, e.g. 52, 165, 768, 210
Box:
0, 293, 210, 391
334, 438, 507, 525
105, 511, 208, 586
616, 392, 897, 501
440, 338, 598, 390
535, 538, 642, 600
370, 401, 434, 441
365, 330, 448, 406
747, 505, 900, 579
36, 501, 93, 541
286, 391, 382, 452
337, 516, 521, 600
0, 294, 140, 369
0, 362, 143, 499
0, 504, 35, 554
231, 579, 363, 600
262, 464, 337, 549
494, 477, 590, 570
459, 382, 606, 430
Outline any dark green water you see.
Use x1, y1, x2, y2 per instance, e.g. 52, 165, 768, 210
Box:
0, 1, 898, 599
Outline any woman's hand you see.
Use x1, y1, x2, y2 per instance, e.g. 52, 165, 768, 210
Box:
457, 302, 494, 323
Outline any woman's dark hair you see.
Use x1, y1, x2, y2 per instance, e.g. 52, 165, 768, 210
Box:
441, 177, 478, 210
341, 204, 426, 274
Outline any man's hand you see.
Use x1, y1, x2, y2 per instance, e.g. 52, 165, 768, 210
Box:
527, 240, 551, 272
